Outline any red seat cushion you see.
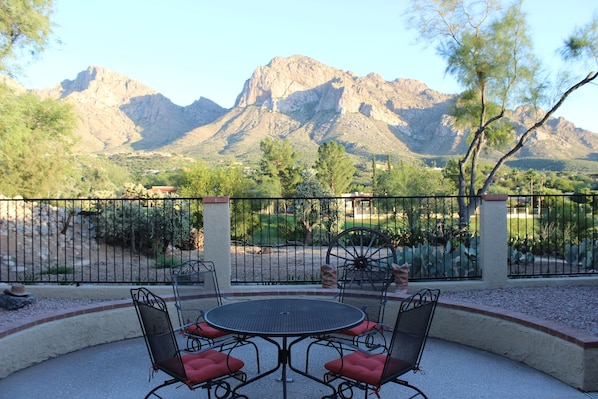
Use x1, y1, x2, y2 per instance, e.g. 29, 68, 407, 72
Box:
325, 351, 411, 387
185, 322, 229, 338
325, 351, 385, 386
182, 350, 244, 384
159, 350, 244, 385
337, 320, 378, 336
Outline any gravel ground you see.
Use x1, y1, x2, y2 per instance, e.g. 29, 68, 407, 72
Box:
442, 285, 598, 336
1, 285, 597, 337
0, 297, 113, 325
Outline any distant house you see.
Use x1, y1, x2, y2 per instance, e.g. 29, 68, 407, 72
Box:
341, 193, 374, 218
150, 186, 177, 194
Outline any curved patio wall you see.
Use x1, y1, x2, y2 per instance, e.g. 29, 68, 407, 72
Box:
0, 284, 596, 392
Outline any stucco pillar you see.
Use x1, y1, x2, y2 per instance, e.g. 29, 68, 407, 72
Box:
202, 196, 232, 289
479, 194, 508, 287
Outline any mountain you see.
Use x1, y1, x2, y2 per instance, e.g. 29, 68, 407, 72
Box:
34, 56, 598, 165
35, 66, 227, 152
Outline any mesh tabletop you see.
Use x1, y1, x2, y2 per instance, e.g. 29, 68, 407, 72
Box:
204, 298, 364, 337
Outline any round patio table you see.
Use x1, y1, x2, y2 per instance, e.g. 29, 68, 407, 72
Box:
204, 298, 364, 399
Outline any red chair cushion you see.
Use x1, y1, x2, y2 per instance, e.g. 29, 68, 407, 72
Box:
186, 322, 229, 338
325, 351, 412, 387
337, 320, 378, 336
159, 350, 244, 385
325, 351, 386, 386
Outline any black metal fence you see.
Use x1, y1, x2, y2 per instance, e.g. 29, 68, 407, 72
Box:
230, 196, 480, 283
507, 194, 598, 277
0, 194, 596, 285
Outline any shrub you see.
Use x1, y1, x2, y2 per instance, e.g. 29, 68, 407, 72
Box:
94, 194, 191, 257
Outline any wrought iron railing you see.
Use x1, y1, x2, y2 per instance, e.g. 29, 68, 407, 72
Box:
229, 196, 481, 283
507, 194, 598, 277
0, 194, 595, 285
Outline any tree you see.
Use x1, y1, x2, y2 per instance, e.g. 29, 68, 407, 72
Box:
407, 0, 598, 225
291, 169, 343, 245
178, 160, 259, 239
314, 141, 356, 195
0, 87, 76, 197
0, 0, 54, 74
0, 1, 80, 197
376, 160, 454, 197
258, 137, 302, 197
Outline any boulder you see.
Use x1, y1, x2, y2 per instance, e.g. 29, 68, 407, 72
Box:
0, 293, 37, 310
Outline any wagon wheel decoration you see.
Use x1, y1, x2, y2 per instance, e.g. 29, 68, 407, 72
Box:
325, 227, 397, 289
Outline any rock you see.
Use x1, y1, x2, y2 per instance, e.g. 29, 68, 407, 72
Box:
0, 293, 37, 310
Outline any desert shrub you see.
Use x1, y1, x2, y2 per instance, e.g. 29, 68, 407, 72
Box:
94, 187, 191, 257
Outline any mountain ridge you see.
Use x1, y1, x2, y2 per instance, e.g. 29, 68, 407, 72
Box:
33, 55, 598, 164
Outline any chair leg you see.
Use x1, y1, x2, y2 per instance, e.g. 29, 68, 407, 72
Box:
395, 379, 428, 399
144, 378, 177, 399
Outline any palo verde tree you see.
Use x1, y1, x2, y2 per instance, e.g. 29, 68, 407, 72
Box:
0, 87, 76, 197
0, 0, 79, 197
407, 0, 598, 225
0, 0, 54, 75
314, 141, 356, 195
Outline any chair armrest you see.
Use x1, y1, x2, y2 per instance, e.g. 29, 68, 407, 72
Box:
181, 336, 239, 354
327, 337, 386, 356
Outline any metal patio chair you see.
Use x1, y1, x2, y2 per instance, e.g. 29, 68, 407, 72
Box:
130, 287, 247, 399
328, 227, 396, 347
171, 260, 229, 351
322, 288, 441, 399
306, 228, 396, 371
171, 260, 260, 370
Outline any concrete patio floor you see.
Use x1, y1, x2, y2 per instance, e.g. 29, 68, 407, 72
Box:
0, 335, 596, 399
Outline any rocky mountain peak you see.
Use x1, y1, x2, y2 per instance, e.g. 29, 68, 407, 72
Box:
235, 55, 342, 109
26, 55, 598, 163
55, 66, 160, 105
234, 55, 452, 127
35, 66, 225, 152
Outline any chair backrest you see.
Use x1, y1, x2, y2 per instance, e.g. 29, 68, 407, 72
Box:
171, 260, 222, 328
333, 229, 396, 324
338, 277, 391, 324
130, 287, 187, 381
380, 288, 440, 385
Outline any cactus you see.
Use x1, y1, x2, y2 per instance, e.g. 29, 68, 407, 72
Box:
398, 237, 480, 279
508, 246, 535, 266
565, 238, 597, 269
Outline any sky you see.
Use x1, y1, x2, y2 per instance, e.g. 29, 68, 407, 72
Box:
19, 0, 598, 133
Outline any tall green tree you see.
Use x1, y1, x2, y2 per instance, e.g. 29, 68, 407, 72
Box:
258, 137, 302, 197
407, 0, 598, 224
0, 88, 76, 197
179, 160, 259, 238
0, 0, 54, 74
179, 160, 253, 198
0, 0, 80, 197
314, 141, 356, 195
